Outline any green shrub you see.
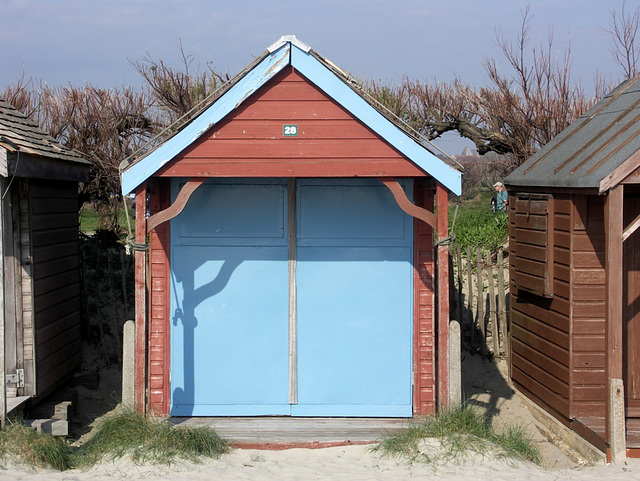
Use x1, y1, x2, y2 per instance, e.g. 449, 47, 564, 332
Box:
450, 205, 508, 254
0, 422, 72, 471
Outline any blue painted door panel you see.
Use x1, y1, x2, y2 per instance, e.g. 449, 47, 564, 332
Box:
170, 179, 289, 416
293, 179, 413, 417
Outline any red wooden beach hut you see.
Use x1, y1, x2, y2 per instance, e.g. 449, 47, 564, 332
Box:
120, 36, 462, 419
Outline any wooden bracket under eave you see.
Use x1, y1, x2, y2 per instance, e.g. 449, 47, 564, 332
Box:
378, 177, 437, 229
146, 177, 207, 233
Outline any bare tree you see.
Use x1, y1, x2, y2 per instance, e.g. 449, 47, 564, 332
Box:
607, 0, 640, 80
131, 40, 229, 123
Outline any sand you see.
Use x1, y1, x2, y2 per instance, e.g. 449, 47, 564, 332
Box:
1, 445, 640, 481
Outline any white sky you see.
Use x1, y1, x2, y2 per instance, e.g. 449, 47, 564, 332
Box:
0, 0, 633, 154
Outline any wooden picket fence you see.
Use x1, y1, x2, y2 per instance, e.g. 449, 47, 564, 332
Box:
450, 242, 510, 360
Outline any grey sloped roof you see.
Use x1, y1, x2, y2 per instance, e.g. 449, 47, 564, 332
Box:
0, 100, 90, 165
505, 76, 640, 190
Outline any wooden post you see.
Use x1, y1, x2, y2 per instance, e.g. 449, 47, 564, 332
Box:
455, 244, 463, 327
497, 248, 507, 357
436, 183, 449, 411
476, 248, 486, 357
487, 251, 499, 356
134, 185, 148, 414
466, 245, 474, 350
0, 178, 6, 426
605, 184, 626, 462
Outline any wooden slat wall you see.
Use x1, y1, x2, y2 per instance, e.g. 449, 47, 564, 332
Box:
147, 180, 171, 416
510, 194, 572, 420
571, 194, 606, 418
30, 179, 82, 396
157, 67, 426, 179
413, 181, 436, 415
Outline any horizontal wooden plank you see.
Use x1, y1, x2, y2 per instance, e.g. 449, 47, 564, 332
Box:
516, 257, 547, 278
514, 213, 548, 231
32, 241, 79, 263
572, 368, 606, 385
511, 324, 570, 366
183, 138, 403, 159
30, 197, 78, 215
554, 197, 572, 215
573, 232, 605, 252
513, 198, 549, 215
573, 318, 605, 335
158, 159, 426, 178
30, 213, 78, 231
29, 181, 77, 199
554, 213, 571, 232
31, 228, 78, 246
573, 385, 606, 402
573, 284, 606, 301
573, 268, 606, 284
572, 401, 606, 418
516, 272, 547, 294
511, 298, 570, 332
573, 250, 605, 268
514, 242, 546, 261
573, 301, 605, 319
35, 312, 81, 345
232, 100, 355, 121
554, 230, 570, 249
510, 309, 570, 347
554, 263, 570, 284
33, 282, 80, 313
210, 119, 379, 140
553, 278, 570, 299
573, 352, 606, 369
34, 270, 80, 296
554, 246, 570, 266
511, 361, 570, 414
511, 337, 570, 383
573, 334, 605, 352
33, 256, 79, 281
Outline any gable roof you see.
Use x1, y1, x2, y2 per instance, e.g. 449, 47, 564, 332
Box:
505, 75, 640, 193
120, 35, 462, 196
0, 100, 91, 168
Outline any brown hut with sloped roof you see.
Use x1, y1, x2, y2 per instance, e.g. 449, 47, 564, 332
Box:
0, 100, 91, 419
504, 76, 640, 461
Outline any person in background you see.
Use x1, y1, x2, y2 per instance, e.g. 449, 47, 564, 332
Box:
494, 181, 508, 212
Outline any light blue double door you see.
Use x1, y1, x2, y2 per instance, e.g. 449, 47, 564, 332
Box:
170, 178, 413, 417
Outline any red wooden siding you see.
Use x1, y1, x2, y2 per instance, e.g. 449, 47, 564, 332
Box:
571, 195, 606, 418
30, 179, 82, 396
156, 67, 426, 179
147, 180, 172, 416
413, 181, 436, 415
509, 194, 572, 421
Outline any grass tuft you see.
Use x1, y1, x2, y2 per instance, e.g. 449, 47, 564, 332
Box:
0, 422, 73, 471
73, 410, 231, 466
374, 404, 541, 465
0, 411, 230, 471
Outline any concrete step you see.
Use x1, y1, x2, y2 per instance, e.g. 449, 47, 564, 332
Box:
25, 419, 69, 436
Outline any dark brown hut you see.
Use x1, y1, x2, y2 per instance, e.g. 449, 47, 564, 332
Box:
0, 100, 91, 419
504, 76, 640, 461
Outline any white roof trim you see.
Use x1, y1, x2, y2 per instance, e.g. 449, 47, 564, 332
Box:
268, 35, 311, 53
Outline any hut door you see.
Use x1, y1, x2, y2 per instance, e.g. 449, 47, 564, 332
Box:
170, 180, 290, 416
624, 194, 640, 417
169, 178, 413, 417
293, 179, 413, 416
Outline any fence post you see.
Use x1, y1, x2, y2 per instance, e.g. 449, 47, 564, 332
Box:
497, 248, 507, 357
476, 248, 486, 357
466, 245, 474, 351
455, 243, 463, 329
486, 251, 499, 356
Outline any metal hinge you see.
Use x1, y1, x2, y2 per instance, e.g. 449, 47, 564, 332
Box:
6, 369, 24, 388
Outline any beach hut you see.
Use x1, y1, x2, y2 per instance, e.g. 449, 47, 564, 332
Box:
505, 76, 640, 461
0, 100, 91, 419
120, 36, 462, 419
